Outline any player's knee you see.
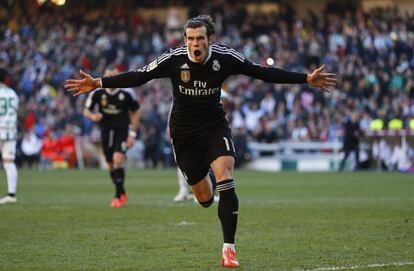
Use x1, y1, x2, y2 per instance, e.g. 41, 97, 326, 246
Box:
112, 153, 125, 167
213, 169, 233, 182
211, 158, 234, 181
2, 159, 14, 164
198, 196, 214, 208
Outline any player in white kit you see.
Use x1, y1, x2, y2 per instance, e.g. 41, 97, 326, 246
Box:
0, 67, 19, 204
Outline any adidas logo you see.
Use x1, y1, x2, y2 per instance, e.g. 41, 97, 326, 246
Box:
181, 63, 189, 69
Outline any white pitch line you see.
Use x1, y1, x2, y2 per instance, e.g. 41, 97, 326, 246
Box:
301, 261, 414, 271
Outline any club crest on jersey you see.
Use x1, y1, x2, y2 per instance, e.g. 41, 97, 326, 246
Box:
212, 60, 220, 71
180, 63, 190, 83
118, 93, 124, 100
101, 94, 108, 107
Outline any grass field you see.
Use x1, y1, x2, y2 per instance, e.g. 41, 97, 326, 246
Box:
0, 170, 413, 271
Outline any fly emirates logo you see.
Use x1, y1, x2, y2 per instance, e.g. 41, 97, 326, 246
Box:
178, 80, 220, 96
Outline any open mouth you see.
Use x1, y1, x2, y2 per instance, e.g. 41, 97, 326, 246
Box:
194, 49, 201, 57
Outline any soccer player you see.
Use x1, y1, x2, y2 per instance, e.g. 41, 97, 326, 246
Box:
83, 66, 140, 208
66, 15, 337, 267
0, 67, 19, 205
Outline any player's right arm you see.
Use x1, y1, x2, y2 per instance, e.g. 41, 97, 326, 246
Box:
83, 91, 102, 122
83, 108, 102, 122
165, 103, 173, 142
65, 53, 173, 96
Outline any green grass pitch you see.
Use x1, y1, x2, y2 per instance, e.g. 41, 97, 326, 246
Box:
1, 170, 413, 271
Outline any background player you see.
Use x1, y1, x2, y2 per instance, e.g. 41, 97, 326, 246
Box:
0, 67, 19, 205
83, 66, 140, 208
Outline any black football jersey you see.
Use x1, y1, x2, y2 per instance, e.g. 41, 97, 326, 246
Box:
85, 88, 140, 128
102, 44, 307, 137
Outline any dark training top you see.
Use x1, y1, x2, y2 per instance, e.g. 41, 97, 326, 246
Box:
85, 88, 140, 128
102, 44, 307, 137
343, 117, 361, 148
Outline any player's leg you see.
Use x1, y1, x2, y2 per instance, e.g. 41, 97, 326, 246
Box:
191, 169, 218, 204
210, 156, 240, 268
206, 129, 239, 267
101, 128, 121, 208
174, 167, 193, 202
207, 168, 219, 203
354, 145, 360, 170
339, 148, 351, 171
111, 127, 129, 207
112, 151, 127, 205
190, 174, 215, 206
0, 141, 18, 204
171, 137, 215, 206
107, 161, 122, 208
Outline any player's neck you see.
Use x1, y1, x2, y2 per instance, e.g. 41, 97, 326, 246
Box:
104, 88, 120, 95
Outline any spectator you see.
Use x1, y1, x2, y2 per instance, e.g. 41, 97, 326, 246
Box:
18, 129, 43, 169
1, 1, 413, 169
339, 112, 362, 171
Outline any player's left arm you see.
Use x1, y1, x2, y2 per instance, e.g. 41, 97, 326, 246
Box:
237, 58, 337, 92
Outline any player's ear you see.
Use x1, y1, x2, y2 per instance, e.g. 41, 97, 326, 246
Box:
208, 34, 215, 44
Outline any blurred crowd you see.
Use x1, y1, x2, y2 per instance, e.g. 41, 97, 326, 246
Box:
0, 0, 413, 169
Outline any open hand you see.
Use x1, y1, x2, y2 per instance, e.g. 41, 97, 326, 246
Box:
307, 65, 337, 92
65, 70, 101, 96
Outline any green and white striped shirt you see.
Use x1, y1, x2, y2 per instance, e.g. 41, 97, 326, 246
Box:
0, 83, 19, 141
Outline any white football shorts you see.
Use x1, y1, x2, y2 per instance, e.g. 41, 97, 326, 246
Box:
0, 140, 17, 160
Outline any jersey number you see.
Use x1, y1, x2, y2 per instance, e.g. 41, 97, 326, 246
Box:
223, 137, 235, 152
0, 97, 17, 116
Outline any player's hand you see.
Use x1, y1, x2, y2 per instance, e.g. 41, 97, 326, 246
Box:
92, 113, 103, 122
307, 65, 337, 92
65, 70, 101, 96
126, 135, 135, 149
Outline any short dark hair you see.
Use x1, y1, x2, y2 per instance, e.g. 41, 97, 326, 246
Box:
105, 65, 119, 73
0, 67, 7, 82
183, 14, 215, 37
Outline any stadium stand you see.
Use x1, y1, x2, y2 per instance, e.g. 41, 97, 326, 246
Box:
1, 0, 413, 170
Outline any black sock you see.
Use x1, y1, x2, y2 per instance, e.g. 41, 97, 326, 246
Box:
112, 168, 125, 198
110, 169, 116, 180
110, 169, 116, 187
209, 169, 217, 192
8, 193, 15, 197
217, 179, 238, 244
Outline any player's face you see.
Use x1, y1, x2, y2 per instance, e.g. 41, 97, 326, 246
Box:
185, 26, 212, 63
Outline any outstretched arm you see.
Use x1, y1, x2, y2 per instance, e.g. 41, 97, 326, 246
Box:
65, 52, 173, 96
65, 69, 155, 96
238, 58, 337, 92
